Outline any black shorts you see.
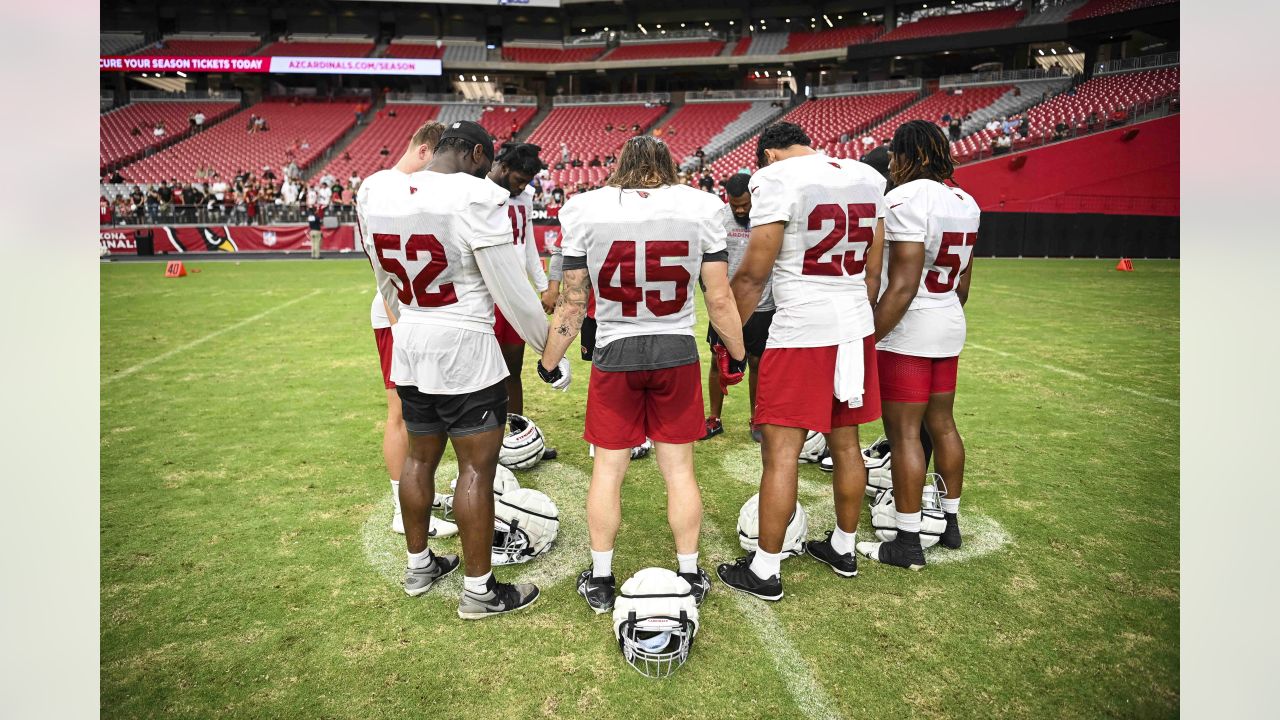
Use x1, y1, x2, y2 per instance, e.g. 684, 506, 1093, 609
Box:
580, 316, 597, 362
397, 380, 508, 437
707, 310, 775, 358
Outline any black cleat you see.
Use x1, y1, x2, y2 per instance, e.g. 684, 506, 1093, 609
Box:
807, 532, 859, 578
700, 417, 724, 441
678, 567, 712, 607
939, 512, 961, 549
716, 554, 783, 601
576, 568, 616, 614
856, 531, 927, 571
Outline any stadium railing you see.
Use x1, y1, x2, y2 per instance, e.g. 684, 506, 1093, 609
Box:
615, 29, 721, 43
940, 68, 1071, 87
685, 89, 787, 103
100, 203, 358, 228
128, 89, 243, 102
386, 92, 537, 106
812, 78, 923, 97
1095, 51, 1180, 75
552, 92, 671, 106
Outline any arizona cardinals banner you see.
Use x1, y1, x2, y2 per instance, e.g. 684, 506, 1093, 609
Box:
100, 225, 356, 254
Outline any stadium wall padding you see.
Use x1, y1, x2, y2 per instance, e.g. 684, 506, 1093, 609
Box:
952, 115, 1179, 217
976, 211, 1179, 258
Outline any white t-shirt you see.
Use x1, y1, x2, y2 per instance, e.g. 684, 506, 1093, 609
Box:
748, 153, 886, 349
876, 179, 981, 358
718, 204, 773, 312
559, 184, 727, 348
358, 168, 514, 393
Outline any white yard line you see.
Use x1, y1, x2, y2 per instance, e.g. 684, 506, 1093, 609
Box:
105, 289, 322, 384
966, 342, 1178, 406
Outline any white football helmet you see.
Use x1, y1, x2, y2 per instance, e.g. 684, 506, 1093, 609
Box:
869, 474, 948, 548
437, 465, 520, 522
737, 493, 808, 557
798, 431, 827, 464
863, 436, 893, 495
612, 568, 699, 678
491, 488, 560, 565
500, 414, 545, 470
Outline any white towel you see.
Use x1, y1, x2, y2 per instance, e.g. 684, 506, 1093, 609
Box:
834, 339, 864, 408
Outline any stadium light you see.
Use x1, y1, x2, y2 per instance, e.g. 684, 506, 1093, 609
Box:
810, 17, 816, 22
749, 24, 754, 31
176, 71, 187, 78
785, 18, 791, 23
764, 70, 770, 77
656, 24, 661, 28
459, 74, 465, 80
638, 23, 647, 34
1037, 49, 1045, 55
824, 14, 833, 27
1068, 45, 1075, 52
580, 28, 586, 32
483, 75, 489, 81
471, 75, 477, 81
729, 21, 734, 26
681, 22, 686, 27
603, 27, 608, 31
1050, 48, 1057, 54
863, 11, 868, 16
141, 73, 148, 77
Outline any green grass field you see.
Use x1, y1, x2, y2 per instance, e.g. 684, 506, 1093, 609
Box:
101, 257, 1178, 719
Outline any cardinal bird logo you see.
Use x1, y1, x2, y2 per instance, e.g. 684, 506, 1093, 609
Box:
637, 191, 650, 198
198, 226, 238, 252
409, 186, 418, 195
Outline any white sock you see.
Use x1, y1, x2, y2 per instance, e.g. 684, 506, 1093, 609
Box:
464, 572, 492, 594
830, 526, 857, 556
941, 497, 960, 514
895, 510, 922, 534
406, 546, 433, 569
390, 479, 401, 513
677, 552, 699, 574
591, 549, 614, 578
749, 548, 782, 580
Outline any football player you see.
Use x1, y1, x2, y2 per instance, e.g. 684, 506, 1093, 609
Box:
487, 143, 552, 422
360, 121, 571, 618
719, 122, 886, 600
364, 120, 459, 539
701, 173, 775, 443
538, 136, 747, 613
857, 120, 980, 570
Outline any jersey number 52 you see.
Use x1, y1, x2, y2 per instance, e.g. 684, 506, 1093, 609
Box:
803, 203, 877, 276
372, 232, 458, 307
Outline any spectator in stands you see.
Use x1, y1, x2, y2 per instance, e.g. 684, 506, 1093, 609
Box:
258, 117, 269, 132
653, 126, 664, 139
189, 113, 197, 132
695, 147, 706, 171
100, 196, 112, 226
941, 112, 952, 125
604, 153, 616, 166
262, 166, 277, 181
348, 172, 361, 192
248, 114, 258, 134
144, 190, 160, 221
379, 144, 390, 158
301, 139, 310, 151
281, 178, 298, 206
560, 142, 569, 164
1018, 115, 1030, 138
1001, 116, 1017, 136
985, 118, 1000, 133
211, 178, 228, 204
129, 186, 143, 206
510, 119, 519, 138
1053, 121, 1069, 140
153, 121, 165, 138
130, 125, 143, 138
668, 126, 677, 137
994, 134, 1012, 154
318, 183, 333, 207
588, 155, 602, 168
108, 169, 124, 184
285, 160, 300, 179
551, 187, 565, 205
632, 122, 641, 135
194, 111, 205, 132
698, 171, 715, 193
1087, 111, 1099, 132
949, 117, 962, 142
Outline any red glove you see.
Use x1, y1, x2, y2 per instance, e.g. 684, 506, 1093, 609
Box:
713, 343, 747, 395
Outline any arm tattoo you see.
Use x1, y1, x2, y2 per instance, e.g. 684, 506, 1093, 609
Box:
553, 269, 590, 337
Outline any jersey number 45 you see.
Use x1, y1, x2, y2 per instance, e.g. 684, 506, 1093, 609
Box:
597, 240, 690, 318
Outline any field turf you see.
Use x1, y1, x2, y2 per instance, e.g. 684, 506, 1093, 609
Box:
101, 257, 1178, 718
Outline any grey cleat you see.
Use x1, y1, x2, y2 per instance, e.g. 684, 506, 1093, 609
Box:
457, 574, 540, 620
403, 553, 460, 597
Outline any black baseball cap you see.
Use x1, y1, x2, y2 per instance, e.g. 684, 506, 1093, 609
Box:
439, 120, 495, 161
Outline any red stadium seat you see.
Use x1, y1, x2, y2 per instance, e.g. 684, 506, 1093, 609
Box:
525, 104, 668, 188
781, 26, 881, 53
314, 105, 440, 182
878, 8, 1025, 42
141, 39, 261, 56
100, 101, 239, 172
259, 41, 374, 57
1070, 0, 1177, 20
384, 42, 446, 60
502, 46, 605, 63
859, 86, 1011, 154
652, 102, 752, 165
116, 100, 361, 183
600, 41, 725, 61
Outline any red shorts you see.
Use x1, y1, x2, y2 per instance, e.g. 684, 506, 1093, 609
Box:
584, 362, 704, 449
493, 307, 523, 346
373, 327, 395, 389
877, 351, 959, 403
754, 335, 882, 433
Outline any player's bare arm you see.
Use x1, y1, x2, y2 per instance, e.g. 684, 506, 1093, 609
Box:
874, 241, 926, 341
956, 256, 974, 307
540, 267, 590, 370
702, 261, 747, 361
475, 243, 551, 354
732, 221, 784, 325
864, 219, 886, 308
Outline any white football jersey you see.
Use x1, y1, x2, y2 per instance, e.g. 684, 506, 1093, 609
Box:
876, 179, 981, 358
358, 168, 514, 392
748, 153, 886, 348
501, 183, 548, 292
560, 185, 727, 348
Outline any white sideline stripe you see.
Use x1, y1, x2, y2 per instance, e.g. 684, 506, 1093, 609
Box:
105, 289, 322, 383
981, 285, 1178, 325
966, 342, 1177, 406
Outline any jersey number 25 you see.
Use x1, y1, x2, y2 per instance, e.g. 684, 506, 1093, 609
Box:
803, 203, 876, 277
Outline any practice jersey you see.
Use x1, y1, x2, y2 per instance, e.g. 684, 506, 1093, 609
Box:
358, 168, 514, 392
876, 179, 981, 358
749, 153, 886, 348
560, 184, 727, 349
503, 184, 549, 292
718, 204, 774, 312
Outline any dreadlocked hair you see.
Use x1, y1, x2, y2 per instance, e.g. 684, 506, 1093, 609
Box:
889, 120, 955, 187
495, 142, 545, 176
606, 135, 678, 189
434, 135, 481, 156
